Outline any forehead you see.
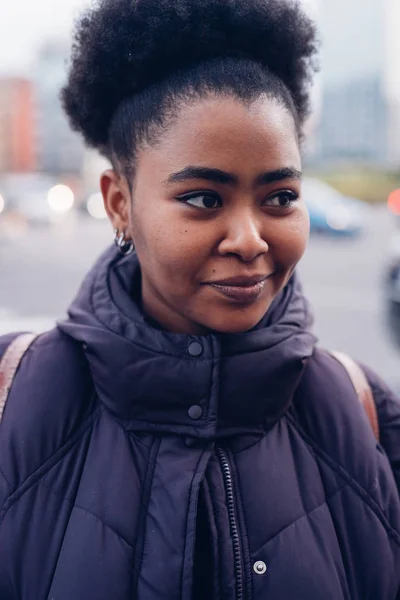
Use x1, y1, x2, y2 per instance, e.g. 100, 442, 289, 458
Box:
137, 95, 301, 179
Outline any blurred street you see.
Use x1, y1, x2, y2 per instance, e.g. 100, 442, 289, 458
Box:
0, 206, 399, 391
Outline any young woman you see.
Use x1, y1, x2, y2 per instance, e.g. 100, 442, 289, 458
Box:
0, 0, 399, 598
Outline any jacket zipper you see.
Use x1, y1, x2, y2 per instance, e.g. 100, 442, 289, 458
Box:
217, 448, 244, 600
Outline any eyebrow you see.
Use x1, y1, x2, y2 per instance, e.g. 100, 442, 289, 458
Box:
165, 166, 302, 187
254, 167, 302, 186
166, 166, 238, 185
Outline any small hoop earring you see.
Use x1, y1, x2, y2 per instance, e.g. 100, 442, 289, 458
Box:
114, 228, 134, 256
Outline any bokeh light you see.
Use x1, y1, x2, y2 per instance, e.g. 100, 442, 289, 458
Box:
87, 193, 107, 219
388, 189, 400, 216
47, 185, 74, 213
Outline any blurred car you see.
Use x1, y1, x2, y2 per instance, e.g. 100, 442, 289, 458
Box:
0, 174, 75, 226
385, 192, 400, 349
302, 177, 369, 236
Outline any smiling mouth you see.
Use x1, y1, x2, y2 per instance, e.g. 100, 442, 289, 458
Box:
206, 274, 272, 304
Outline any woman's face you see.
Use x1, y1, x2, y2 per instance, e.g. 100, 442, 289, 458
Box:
103, 95, 309, 335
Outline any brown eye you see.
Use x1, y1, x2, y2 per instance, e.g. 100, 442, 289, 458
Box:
177, 192, 222, 209
263, 191, 299, 208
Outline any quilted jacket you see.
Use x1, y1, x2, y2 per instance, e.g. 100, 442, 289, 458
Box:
0, 247, 399, 599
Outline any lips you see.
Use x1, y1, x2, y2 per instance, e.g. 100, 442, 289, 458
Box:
205, 274, 272, 304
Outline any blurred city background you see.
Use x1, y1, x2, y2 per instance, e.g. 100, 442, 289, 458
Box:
1, 0, 400, 390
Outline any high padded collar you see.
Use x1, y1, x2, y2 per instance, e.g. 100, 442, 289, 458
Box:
59, 247, 316, 438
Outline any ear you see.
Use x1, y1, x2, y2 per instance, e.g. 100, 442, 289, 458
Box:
100, 170, 131, 236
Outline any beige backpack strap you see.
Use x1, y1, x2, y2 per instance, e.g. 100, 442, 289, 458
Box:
0, 333, 38, 423
330, 351, 380, 442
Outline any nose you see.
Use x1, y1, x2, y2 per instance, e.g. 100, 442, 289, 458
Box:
217, 210, 269, 262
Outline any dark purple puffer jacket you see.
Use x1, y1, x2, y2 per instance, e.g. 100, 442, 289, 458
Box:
0, 247, 400, 600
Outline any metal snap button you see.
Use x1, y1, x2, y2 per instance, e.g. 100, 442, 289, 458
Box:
253, 561, 267, 575
188, 341, 203, 357
188, 405, 203, 420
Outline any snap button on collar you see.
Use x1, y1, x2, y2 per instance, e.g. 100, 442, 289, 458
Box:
188, 341, 203, 357
188, 405, 203, 420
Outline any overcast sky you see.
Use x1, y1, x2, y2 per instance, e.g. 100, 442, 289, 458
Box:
0, 0, 88, 74
0, 0, 319, 75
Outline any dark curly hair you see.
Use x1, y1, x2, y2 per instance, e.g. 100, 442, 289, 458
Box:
62, 0, 318, 178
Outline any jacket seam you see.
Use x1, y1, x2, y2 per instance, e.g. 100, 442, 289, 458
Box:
44, 410, 97, 600
74, 505, 135, 549
180, 449, 207, 598
206, 472, 225, 598
203, 477, 222, 600
0, 407, 100, 525
0, 467, 11, 495
205, 340, 219, 432
104, 409, 157, 451
286, 413, 400, 547
317, 472, 354, 599
131, 437, 161, 596
253, 482, 349, 554
38, 470, 81, 505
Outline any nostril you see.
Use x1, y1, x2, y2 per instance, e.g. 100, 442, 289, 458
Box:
218, 230, 269, 262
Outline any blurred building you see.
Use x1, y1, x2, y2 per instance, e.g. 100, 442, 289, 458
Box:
34, 42, 85, 176
384, 0, 400, 166
0, 77, 36, 173
318, 76, 387, 164
314, 0, 400, 167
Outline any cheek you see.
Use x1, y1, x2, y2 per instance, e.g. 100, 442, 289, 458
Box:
131, 203, 210, 278
269, 206, 310, 267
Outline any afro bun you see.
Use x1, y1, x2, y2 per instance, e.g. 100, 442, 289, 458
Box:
62, 0, 318, 151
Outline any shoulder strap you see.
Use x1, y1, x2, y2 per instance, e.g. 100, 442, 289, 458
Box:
330, 350, 380, 442
0, 333, 38, 423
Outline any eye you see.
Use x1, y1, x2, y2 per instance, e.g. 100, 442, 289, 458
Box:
176, 192, 222, 209
263, 191, 299, 208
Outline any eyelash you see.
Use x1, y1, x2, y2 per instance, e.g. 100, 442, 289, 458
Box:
176, 191, 222, 209
264, 190, 299, 208
175, 190, 299, 210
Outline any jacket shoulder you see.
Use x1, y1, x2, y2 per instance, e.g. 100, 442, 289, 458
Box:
292, 347, 378, 446
360, 363, 400, 493
291, 348, 400, 537
0, 327, 97, 499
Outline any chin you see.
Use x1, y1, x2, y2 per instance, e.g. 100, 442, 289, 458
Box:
203, 304, 271, 334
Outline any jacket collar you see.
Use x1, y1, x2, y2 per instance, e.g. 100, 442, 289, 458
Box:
59, 247, 316, 439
